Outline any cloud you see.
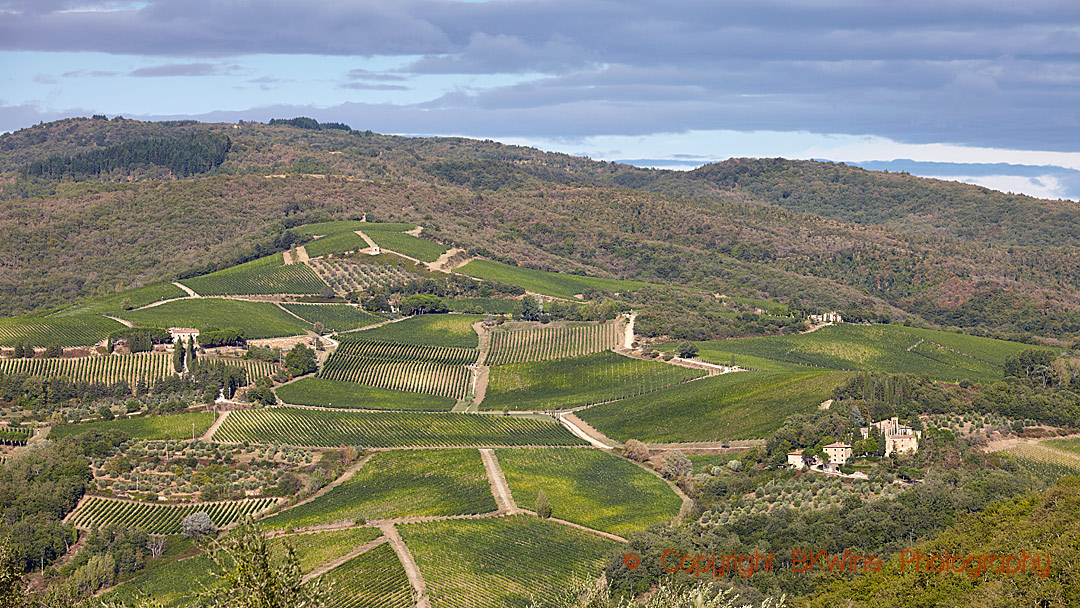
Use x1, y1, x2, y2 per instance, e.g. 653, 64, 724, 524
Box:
127, 62, 221, 77
33, 74, 58, 84
339, 83, 408, 91
345, 68, 406, 82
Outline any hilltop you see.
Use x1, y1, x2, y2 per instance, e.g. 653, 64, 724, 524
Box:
1, 117, 1078, 343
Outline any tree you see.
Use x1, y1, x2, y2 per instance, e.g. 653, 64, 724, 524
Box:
520, 295, 541, 321
622, 439, 650, 463
284, 344, 317, 377
312, 322, 325, 336
677, 341, 698, 358
105, 336, 114, 354
186, 337, 197, 368
173, 341, 185, 373
0, 540, 26, 608
199, 519, 331, 608
319, 285, 336, 299
535, 490, 552, 519
147, 535, 166, 560
181, 512, 216, 538
400, 294, 447, 315
661, 450, 692, 479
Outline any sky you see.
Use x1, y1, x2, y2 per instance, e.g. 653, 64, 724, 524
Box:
3, 0, 1080, 199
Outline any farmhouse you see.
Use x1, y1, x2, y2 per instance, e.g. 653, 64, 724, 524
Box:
860, 417, 921, 456
808, 311, 843, 324
168, 327, 199, 344
822, 442, 853, 466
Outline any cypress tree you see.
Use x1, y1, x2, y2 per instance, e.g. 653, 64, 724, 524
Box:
173, 340, 185, 373
187, 337, 197, 369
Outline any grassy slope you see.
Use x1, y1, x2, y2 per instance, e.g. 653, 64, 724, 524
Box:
496, 447, 682, 536
57, 283, 188, 316
344, 314, 482, 348
0, 313, 125, 347
577, 370, 849, 443
180, 253, 327, 296
48, 412, 217, 441
482, 351, 705, 411
364, 231, 447, 262
120, 298, 311, 339
280, 303, 381, 332
695, 324, 1032, 382
259, 449, 496, 529
398, 515, 620, 608
459, 259, 645, 300
213, 407, 586, 447
303, 231, 369, 257
276, 377, 456, 411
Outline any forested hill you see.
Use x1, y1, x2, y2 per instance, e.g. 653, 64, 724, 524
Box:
1, 117, 1079, 343
688, 158, 1080, 247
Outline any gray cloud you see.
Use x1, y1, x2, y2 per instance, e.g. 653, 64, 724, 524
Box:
128, 62, 221, 77
4, 0, 1080, 150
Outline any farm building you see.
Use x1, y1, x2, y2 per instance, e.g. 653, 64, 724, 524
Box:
169, 327, 200, 344
808, 311, 843, 324
861, 417, 921, 456
822, 442, 853, 466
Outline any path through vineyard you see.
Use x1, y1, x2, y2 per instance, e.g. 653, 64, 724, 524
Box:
380, 522, 432, 608
173, 282, 199, 298
301, 535, 388, 583
426, 247, 463, 273
199, 410, 230, 441
480, 449, 519, 514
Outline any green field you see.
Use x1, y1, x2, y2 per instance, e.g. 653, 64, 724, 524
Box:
325, 542, 413, 608
496, 448, 681, 537
695, 324, 1030, 382
67, 496, 275, 534
345, 314, 482, 348
447, 298, 517, 314
180, 253, 328, 296
213, 407, 586, 447
293, 221, 416, 236
280, 303, 381, 332
320, 357, 472, 400
276, 377, 457, 411
483, 351, 705, 411
120, 299, 311, 339
399, 515, 620, 608
57, 283, 188, 316
104, 554, 217, 607
260, 449, 497, 529
364, 231, 447, 262
459, 259, 646, 300
1042, 438, 1080, 456
577, 370, 849, 443
0, 313, 124, 347
304, 231, 369, 258
332, 338, 479, 365
687, 453, 740, 471
273, 527, 384, 572
48, 411, 217, 441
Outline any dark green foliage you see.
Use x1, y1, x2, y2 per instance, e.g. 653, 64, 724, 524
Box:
284, 343, 316, 377
535, 490, 552, 518
198, 328, 245, 348
22, 133, 230, 180
269, 116, 350, 131
400, 294, 448, 315
1004, 348, 1056, 379
172, 341, 184, 373
676, 341, 698, 358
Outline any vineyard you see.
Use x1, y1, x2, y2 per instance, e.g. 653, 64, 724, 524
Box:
695, 324, 1031, 382
273, 527, 383, 573
0, 353, 172, 385
307, 258, 417, 295
496, 448, 682, 537
364, 230, 447, 262
49, 411, 217, 441
398, 515, 620, 608
0, 313, 124, 347
206, 357, 279, 381
320, 356, 472, 400
1003, 443, 1080, 481
66, 496, 276, 533
485, 321, 621, 365
578, 370, 848, 443
212, 407, 586, 447
280, 303, 381, 332
303, 231, 368, 258
325, 542, 414, 608
260, 449, 497, 529
333, 338, 480, 365
458, 259, 647, 300
482, 351, 705, 411
180, 253, 328, 296
0, 427, 31, 446
276, 377, 457, 411
59, 283, 188, 316
120, 299, 311, 339
349, 314, 482, 348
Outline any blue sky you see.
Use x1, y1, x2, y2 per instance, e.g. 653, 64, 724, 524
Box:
3, 0, 1080, 199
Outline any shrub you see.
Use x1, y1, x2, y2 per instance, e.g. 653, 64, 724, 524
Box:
181, 511, 217, 538
622, 439, 650, 463
661, 451, 692, 479
535, 490, 552, 519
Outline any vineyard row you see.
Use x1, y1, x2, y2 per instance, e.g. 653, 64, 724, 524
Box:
486, 322, 620, 365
